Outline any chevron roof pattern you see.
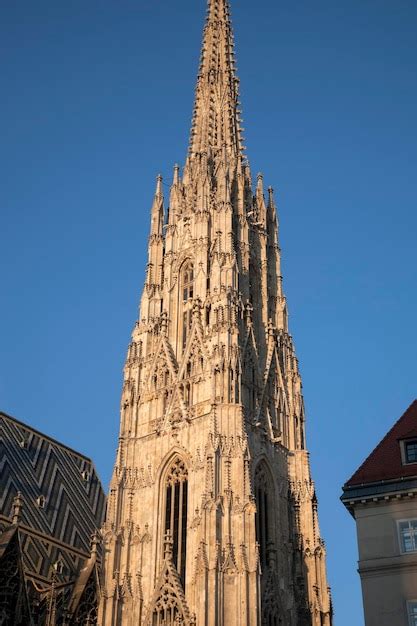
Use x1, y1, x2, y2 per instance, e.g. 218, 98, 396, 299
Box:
0, 410, 106, 585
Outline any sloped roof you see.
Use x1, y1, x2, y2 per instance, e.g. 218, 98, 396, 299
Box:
345, 400, 417, 487
0, 410, 106, 581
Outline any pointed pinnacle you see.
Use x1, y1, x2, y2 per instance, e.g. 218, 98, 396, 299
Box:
164, 530, 174, 559
188, 0, 243, 159
257, 173, 264, 195
155, 174, 163, 196
268, 186, 275, 207
173, 164, 180, 186
12, 491, 23, 525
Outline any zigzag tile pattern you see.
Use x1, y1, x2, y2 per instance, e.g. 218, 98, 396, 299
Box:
0, 411, 106, 583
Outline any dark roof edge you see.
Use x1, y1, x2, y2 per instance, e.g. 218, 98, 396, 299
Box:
343, 473, 417, 491
341, 477, 417, 503
1, 410, 94, 465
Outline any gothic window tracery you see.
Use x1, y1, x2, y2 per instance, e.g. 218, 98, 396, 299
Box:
0, 530, 32, 626
151, 582, 185, 626
163, 458, 188, 585
70, 568, 99, 625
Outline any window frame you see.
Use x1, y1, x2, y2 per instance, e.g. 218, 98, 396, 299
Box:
400, 438, 417, 466
397, 519, 417, 554
179, 261, 194, 352
161, 457, 189, 587
407, 600, 417, 626
182, 262, 194, 303
254, 462, 275, 571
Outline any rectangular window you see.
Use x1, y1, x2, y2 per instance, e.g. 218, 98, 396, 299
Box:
405, 441, 417, 463
408, 602, 417, 626
399, 520, 417, 553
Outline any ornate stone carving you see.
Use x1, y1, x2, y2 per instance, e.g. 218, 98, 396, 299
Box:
100, 0, 332, 624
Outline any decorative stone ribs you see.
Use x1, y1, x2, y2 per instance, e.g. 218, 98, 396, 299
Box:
166, 458, 188, 486
151, 580, 186, 626
147, 534, 194, 626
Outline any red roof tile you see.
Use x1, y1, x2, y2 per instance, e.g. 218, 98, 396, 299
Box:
345, 399, 417, 487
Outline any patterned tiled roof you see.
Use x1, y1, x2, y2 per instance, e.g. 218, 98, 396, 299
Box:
0, 410, 106, 584
345, 399, 417, 487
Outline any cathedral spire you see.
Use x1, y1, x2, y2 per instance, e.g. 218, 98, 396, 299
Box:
189, 0, 243, 160
101, 3, 333, 625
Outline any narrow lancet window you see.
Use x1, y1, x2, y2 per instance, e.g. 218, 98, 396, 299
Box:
254, 463, 274, 571
180, 262, 194, 351
164, 458, 188, 586
182, 263, 194, 302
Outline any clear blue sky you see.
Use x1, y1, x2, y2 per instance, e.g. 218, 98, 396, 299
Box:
1, 1, 416, 624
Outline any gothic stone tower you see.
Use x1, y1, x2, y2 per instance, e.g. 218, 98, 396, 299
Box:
100, 1, 332, 625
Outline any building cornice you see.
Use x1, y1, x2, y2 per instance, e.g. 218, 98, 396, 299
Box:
341, 477, 417, 515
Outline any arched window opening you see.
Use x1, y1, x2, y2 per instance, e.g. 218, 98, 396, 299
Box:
163, 368, 169, 387
255, 463, 274, 571
184, 382, 191, 407
182, 311, 192, 349
182, 263, 194, 302
164, 458, 188, 586
229, 368, 234, 403
251, 365, 257, 413
162, 390, 169, 415
180, 262, 194, 352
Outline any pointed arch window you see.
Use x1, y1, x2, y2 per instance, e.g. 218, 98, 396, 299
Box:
182, 262, 194, 302
183, 382, 191, 407
181, 262, 194, 350
254, 463, 274, 571
164, 458, 188, 586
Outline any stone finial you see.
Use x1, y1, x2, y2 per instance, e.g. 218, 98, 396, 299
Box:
256, 173, 264, 194
163, 530, 174, 560
161, 311, 168, 335
173, 164, 180, 186
156, 174, 163, 197
12, 491, 23, 525
245, 301, 253, 326
267, 186, 275, 207
192, 298, 202, 321
91, 530, 100, 557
